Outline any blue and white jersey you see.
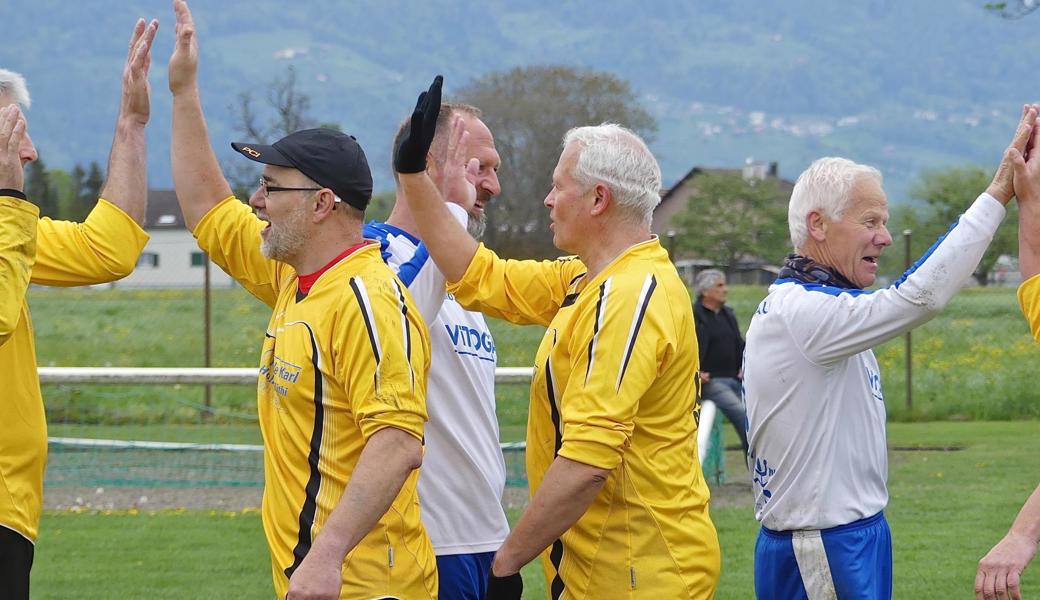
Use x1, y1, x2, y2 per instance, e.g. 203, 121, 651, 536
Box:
363, 204, 509, 555
744, 193, 1006, 531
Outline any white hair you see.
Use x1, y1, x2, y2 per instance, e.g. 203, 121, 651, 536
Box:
788, 157, 882, 249
0, 69, 31, 108
562, 124, 661, 228
694, 269, 725, 297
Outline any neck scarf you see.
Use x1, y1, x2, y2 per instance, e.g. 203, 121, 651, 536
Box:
778, 254, 858, 289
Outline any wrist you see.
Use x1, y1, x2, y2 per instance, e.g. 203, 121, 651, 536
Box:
115, 117, 148, 134
491, 549, 520, 577
985, 184, 1012, 206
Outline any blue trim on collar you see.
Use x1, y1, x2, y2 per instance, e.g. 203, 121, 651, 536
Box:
363, 220, 420, 246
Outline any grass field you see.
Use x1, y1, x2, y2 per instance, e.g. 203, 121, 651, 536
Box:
29, 421, 1040, 598
22, 284, 1040, 597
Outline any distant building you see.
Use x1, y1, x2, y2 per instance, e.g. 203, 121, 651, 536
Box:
654, 160, 794, 286
117, 189, 236, 288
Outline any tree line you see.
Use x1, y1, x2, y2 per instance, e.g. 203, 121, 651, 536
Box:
25, 159, 105, 221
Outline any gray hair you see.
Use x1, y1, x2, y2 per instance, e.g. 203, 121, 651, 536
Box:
788, 157, 882, 250
694, 269, 725, 298
0, 69, 31, 108
562, 124, 661, 228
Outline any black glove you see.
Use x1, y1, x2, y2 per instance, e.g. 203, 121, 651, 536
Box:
394, 75, 443, 174
486, 571, 523, 600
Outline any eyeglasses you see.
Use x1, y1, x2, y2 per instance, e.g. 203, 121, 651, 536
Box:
258, 178, 322, 200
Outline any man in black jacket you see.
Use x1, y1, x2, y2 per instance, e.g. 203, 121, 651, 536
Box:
693, 269, 748, 454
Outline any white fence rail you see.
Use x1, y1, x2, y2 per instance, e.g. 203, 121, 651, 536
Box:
38, 366, 535, 385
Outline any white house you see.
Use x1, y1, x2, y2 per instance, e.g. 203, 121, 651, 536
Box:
118, 190, 236, 288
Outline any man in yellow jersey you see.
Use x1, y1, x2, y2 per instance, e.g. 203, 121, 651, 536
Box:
397, 77, 720, 600
0, 19, 157, 599
975, 104, 1040, 600
167, 3, 436, 599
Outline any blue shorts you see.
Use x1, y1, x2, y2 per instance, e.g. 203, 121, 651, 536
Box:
436, 551, 496, 600
754, 512, 892, 600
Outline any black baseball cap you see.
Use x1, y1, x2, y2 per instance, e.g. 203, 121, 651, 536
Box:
231, 128, 373, 211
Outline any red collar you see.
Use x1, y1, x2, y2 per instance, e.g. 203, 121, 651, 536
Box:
298, 241, 369, 295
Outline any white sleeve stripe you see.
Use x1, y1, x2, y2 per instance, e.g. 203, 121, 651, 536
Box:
584, 278, 612, 386
391, 278, 415, 391
615, 274, 657, 392
349, 276, 382, 390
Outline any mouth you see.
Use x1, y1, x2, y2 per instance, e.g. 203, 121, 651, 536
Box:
862, 256, 878, 267
257, 214, 272, 237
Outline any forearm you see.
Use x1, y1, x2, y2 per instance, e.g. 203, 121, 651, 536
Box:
1007, 484, 1040, 543
100, 120, 147, 225
172, 89, 233, 231
493, 456, 608, 575
306, 427, 422, 565
1020, 202, 1040, 281
397, 172, 477, 283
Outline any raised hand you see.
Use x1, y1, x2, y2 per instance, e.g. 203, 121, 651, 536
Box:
394, 75, 443, 174
120, 18, 159, 126
441, 114, 479, 210
987, 104, 1037, 205
0, 105, 28, 191
169, 0, 199, 96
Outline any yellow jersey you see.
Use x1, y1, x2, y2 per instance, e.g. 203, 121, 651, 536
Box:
194, 197, 437, 599
1020, 274, 1040, 342
0, 196, 148, 543
448, 238, 720, 600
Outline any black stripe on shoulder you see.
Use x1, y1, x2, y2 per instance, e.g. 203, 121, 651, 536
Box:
617, 275, 657, 390
560, 293, 579, 308
583, 281, 608, 383
283, 322, 325, 579
349, 277, 381, 364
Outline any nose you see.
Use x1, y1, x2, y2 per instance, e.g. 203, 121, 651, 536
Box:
877, 225, 893, 247
248, 186, 265, 210
544, 189, 554, 208
482, 170, 501, 198
19, 129, 37, 164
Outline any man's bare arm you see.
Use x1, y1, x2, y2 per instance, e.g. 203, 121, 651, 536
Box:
98, 18, 158, 226
169, 0, 233, 231
491, 456, 609, 576
286, 427, 422, 599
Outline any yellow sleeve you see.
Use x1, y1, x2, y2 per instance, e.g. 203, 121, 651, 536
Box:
31, 198, 148, 287
1019, 274, 1040, 342
557, 271, 672, 470
336, 269, 430, 442
446, 243, 586, 327
0, 196, 38, 345
193, 196, 284, 307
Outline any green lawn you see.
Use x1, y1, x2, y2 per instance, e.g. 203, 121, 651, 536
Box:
22, 284, 1040, 597
31, 421, 1040, 599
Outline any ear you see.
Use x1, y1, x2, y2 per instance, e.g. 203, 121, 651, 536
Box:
589, 183, 611, 217
806, 210, 828, 242
312, 189, 337, 222
425, 151, 444, 184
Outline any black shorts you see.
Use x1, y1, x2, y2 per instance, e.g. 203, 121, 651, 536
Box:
0, 525, 33, 600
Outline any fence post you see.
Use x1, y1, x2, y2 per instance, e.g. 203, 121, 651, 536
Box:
203, 253, 212, 419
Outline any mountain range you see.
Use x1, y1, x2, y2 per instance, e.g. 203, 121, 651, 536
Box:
7, 0, 1040, 202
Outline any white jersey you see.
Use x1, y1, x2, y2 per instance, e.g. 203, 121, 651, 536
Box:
363, 204, 509, 555
744, 193, 1005, 531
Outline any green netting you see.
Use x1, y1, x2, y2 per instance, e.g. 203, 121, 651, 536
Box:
46, 439, 264, 488
702, 409, 726, 486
